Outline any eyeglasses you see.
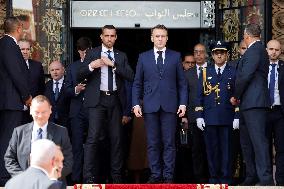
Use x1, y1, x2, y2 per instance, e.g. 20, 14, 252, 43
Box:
194, 50, 205, 54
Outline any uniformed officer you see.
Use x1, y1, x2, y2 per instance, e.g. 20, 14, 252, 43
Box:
195, 41, 239, 184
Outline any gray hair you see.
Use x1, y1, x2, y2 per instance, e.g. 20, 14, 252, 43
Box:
30, 139, 57, 166
244, 23, 261, 37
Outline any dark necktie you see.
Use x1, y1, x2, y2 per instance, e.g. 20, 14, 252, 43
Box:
37, 128, 43, 140
157, 51, 163, 73
198, 66, 203, 79
269, 64, 277, 105
217, 68, 221, 77
107, 50, 113, 91
54, 81, 59, 101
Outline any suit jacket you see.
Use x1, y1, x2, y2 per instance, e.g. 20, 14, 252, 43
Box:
234, 41, 270, 110
132, 49, 188, 113
27, 59, 45, 97
65, 60, 85, 118
45, 79, 70, 126
5, 167, 61, 189
77, 46, 134, 108
196, 64, 237, 125
4, 122, 73, 178
228, 59, 239, 69
184, 66, 199, 123
278, 60, 284, 112
0, 35, 30, 110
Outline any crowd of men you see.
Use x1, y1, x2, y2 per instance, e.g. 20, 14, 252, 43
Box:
0, 15, 283, 187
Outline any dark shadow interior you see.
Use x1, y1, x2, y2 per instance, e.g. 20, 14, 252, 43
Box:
71, 28, 201, 70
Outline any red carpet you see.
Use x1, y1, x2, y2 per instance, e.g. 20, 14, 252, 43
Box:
74, 184, 228, 189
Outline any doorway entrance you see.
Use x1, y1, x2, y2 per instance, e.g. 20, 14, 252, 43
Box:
71, 28, 202, 69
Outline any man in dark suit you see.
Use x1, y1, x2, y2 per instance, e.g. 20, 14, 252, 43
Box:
230, 23, 274, 185
18, 39, 45, 124
77, 25, 134, 183
5, 139, 62, 189
45, 61, 70, 127
132, 24, 188, 183
0, 16, 32, 185
65, 37, 92, 183
266, 39, 284, 185
182, 43, 209, 183
4, 95, 73, 185
195, 41, 239, 184
182, 53, 195, 71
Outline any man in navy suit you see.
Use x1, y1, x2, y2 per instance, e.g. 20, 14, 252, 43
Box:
65, 37, 92, 183
77, 25, 134, 183
231, 24, 274, 185
0, 16, 32, 185
18, 39, 45, 124
266, 39, 284, 185
45, 61, 70, 127
195, 41, 239, 184
132, 24, 187, 183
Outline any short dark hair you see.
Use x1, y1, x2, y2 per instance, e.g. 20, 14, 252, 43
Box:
183, 52, 194, 61
76, 37, 92, 51
16, 15, 30, 22
101, 25, 116, 34
151, 24, 168, 35
244, 23, 261, 37
4, 16, 22, 33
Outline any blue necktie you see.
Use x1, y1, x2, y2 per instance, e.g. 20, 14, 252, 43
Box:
107, 50, 113, 91
157, 51, 163, 73
37, 128, 43, 140
269, 64, 276, 105
54, 81, 59, 101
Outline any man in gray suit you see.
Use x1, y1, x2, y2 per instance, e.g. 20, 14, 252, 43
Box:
4, 95, 73, 184
5, 139, 62, 189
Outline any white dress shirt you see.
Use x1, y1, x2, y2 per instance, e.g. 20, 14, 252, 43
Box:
268, 61, 281, 106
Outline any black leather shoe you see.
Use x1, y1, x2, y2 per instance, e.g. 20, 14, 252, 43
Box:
84, 177, 96, 184
239, 178, 258, 186
147, 176, 162, 184
163, 179, 173, 183
112, 177, 122, 184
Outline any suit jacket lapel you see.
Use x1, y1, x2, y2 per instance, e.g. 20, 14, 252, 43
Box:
279, 60, 284, 84
46, 123, 54, 141
23, 123, 33, 154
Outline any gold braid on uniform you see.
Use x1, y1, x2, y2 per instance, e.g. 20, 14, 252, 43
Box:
202, 67, 221, 104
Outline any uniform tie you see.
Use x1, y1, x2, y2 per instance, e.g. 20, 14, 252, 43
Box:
269, 64, 277, 105
217, 67, 221, 77
107, 50, 114, 91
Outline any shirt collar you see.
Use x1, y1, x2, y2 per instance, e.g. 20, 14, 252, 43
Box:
196, 62, 208, 69
30, 165, 49, 177
247, 40, 260, 49
33, 121, 48, 135
102, 44, 113, 53
215, 62, 227, 72
154, 47, 166, 54
5, 34, 18, 44
53, 77, 64, 84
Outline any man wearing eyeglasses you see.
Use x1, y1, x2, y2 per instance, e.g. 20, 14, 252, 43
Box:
182, 43, 210, 183
182, 53, 196, 71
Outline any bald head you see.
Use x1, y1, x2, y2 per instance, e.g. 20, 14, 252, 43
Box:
266, 39, 281, 62
49, 61, 65, 81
